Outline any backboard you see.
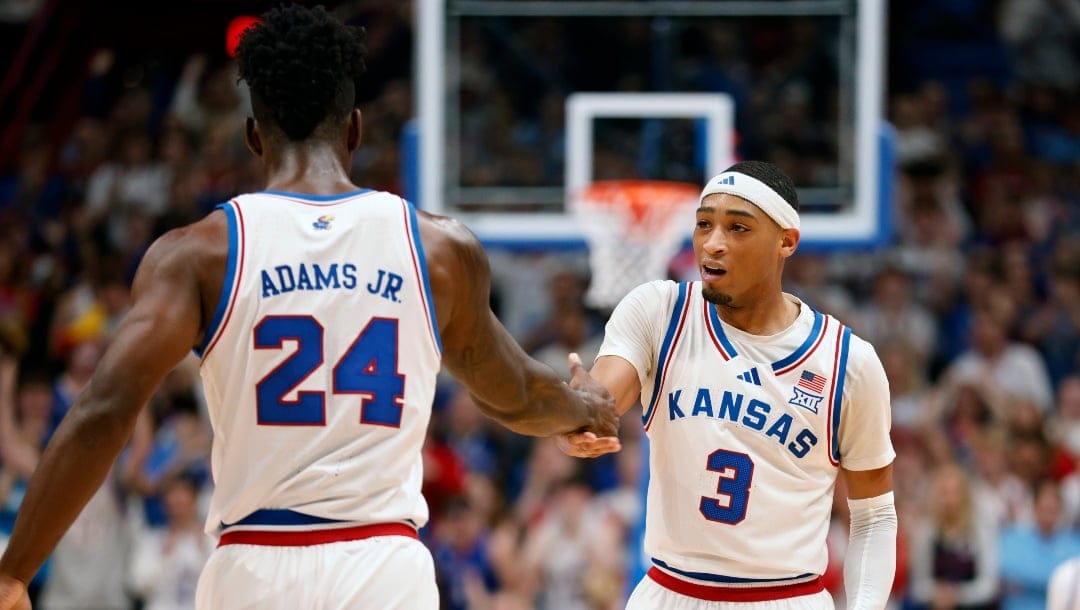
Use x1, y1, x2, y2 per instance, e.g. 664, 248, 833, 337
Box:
414, 0, 891, 249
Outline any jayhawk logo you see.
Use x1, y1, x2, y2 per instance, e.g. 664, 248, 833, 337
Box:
312, 215, 334, 230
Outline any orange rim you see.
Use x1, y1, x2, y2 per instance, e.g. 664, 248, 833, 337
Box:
574, 180, 700, 224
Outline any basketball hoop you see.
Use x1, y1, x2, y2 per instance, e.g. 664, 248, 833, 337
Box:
570, 180, 700, 309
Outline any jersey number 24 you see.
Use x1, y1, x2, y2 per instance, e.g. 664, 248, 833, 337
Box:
253, 315, 405, 427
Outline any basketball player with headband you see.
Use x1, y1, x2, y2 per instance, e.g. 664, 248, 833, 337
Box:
562, 161, 897, 609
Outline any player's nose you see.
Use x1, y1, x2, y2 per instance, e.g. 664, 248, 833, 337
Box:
702, 229, 729, 255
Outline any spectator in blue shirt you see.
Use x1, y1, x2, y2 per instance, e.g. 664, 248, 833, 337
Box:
999, 478, 1080, 610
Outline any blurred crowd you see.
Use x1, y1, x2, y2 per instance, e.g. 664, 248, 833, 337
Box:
1, 1, 1079, 609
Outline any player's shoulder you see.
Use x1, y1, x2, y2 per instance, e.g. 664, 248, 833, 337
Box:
151, 208, 228, 259
411, 209, 492, 310
810, 308, 869, 352
838, 322, 877, 360
827, 318, 887, 381
134, 208, 228, 289
414, 209, 484, 264
415, 209, 476, 244
608, 280, 687, 321
624, 279, 683, 302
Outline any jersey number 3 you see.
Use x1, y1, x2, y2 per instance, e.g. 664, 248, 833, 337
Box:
699, 449, 755, 524
253, 315, 405, 427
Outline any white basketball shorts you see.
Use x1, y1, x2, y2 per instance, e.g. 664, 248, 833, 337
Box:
195, 524, 437, 610
626, 568, 834, 610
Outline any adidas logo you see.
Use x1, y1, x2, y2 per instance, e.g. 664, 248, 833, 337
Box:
736, 367, 761, 386
717, 175, 735, 186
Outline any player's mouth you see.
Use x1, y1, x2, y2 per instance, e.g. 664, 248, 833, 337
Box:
701, 263, 727, 281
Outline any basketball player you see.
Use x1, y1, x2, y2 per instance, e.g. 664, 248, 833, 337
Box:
562, 161, 897, 609
0, 6, 617, 610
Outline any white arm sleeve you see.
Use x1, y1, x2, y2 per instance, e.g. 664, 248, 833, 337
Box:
844, 491, 898, 610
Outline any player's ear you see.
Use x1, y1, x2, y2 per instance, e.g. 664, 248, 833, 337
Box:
244, 117, 264, 158
346, 108, 362, 152
779, 228, 800, 258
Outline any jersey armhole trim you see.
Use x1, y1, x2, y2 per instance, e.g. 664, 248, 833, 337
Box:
827, 324, 852, 465
402, 198, 442, 356
196, 201, 244, 360
644, 282, 692, 430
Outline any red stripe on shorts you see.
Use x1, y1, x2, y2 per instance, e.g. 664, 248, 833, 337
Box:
647, 567, 825, 602
218, 522, 418, 547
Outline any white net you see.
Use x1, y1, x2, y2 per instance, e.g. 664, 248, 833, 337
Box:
571, 181, 701, 310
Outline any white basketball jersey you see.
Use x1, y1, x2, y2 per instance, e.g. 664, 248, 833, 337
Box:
598, 281, 893, 585
197, 189, 441, 536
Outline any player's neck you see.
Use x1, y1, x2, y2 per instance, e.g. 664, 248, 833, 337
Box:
263, 144, 358, 195
713, 290, 799, 336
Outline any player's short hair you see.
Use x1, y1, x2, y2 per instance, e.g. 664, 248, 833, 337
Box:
725, 160, 800, 212
236, 4, 367, 141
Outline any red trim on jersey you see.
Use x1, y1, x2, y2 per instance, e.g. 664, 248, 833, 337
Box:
203, 201, 246, 360
218, 522, 417, 547
703, 300, 733, 361
774, 316, 831, 376
824, 322, 846, 467
644, 285, 693, 432
647, 568, 825, 602
400, 199, 440, 356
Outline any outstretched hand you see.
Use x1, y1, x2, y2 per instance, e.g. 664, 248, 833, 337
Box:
565, 352, 621, 457
557, 431, 622, 458
0, 576, 30, 610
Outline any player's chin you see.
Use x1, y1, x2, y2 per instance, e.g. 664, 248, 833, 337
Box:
701, 284, 733, 306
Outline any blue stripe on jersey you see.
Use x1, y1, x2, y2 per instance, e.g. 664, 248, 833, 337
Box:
260, 188, 373, 201
194, 202, 239, 358
652, 559, 815, 584
224, 509, 346, 528
405, 199, 443, 353
643, 282, 689, 426
771, 309, 824, 372
706, 303, 739, 359
830, 326, 853, 463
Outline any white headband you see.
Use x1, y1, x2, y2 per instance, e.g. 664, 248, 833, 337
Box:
700, 171, 800, 230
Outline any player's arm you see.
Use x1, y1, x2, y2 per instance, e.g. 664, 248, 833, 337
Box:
0, 224, 208, 588
561, 280, 671, 458
557, 355, 639, 457
842, 464, 897, 610
839, 340, 898, 610
420, 213, 617, 438
843, 464, 892, 499
589, 356, 643, 416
